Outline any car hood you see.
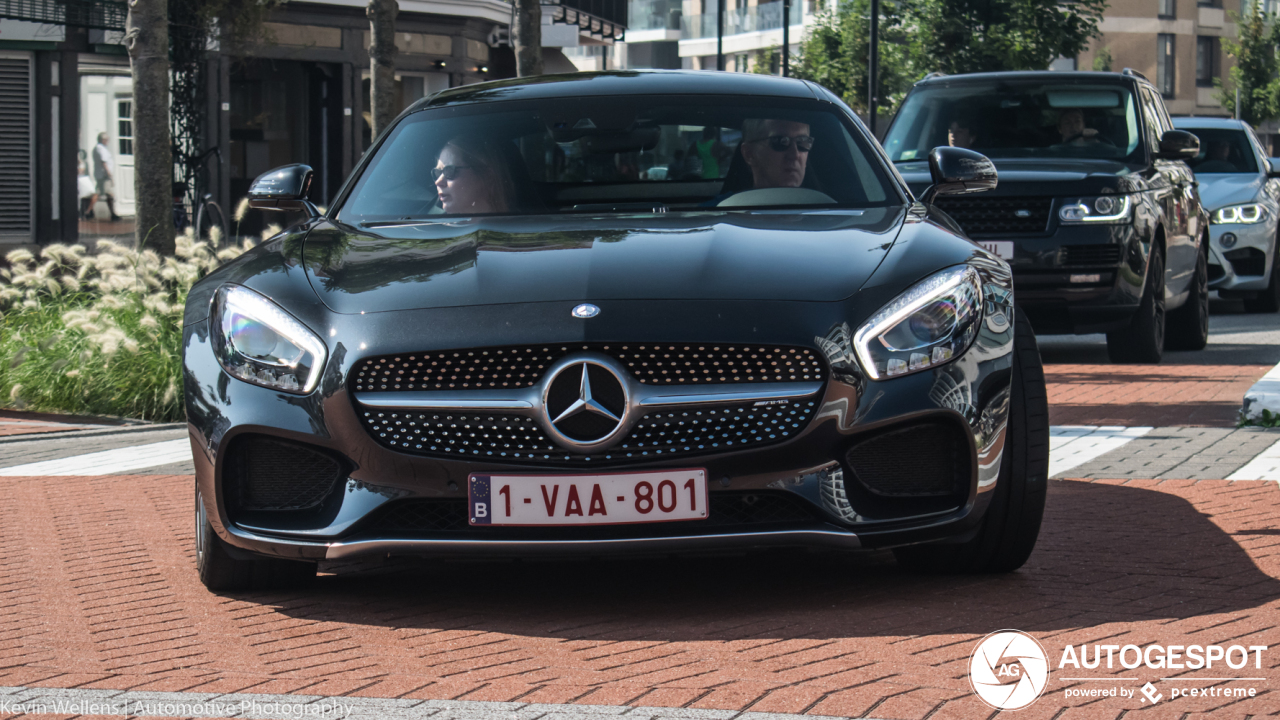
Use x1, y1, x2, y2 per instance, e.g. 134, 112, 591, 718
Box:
302, 209, 904, 313
897, 157, 1146, 196
1194, 173, 1264, 211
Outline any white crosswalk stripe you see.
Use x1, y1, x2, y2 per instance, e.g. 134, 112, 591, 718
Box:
1227, 437, 1280, 480
0, 439, 190, 476
1049, 425, 1153, 478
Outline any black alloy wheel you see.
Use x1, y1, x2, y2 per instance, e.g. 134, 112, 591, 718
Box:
1166, 237, 1210, 350
1244, 232, 1280, 314
195, 483, 317, 591
893, 308, 1050, 573
1106, 243, 1166, 363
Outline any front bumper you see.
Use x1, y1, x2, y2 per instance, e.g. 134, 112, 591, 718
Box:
184, 293, 1016, 561
1208, 220, 1274, 292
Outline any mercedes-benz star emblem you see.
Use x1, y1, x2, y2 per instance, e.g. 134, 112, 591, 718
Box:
541, 356, 630, 451
572, 303, 600, 318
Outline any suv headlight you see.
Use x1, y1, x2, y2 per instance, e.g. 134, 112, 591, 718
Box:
1059, 195, 1133, 225
1212, 203, 1266, 224
853, 265, 982, 380
211, 284, 327, 394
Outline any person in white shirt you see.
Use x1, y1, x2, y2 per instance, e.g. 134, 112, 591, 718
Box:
88, 132, 122, 221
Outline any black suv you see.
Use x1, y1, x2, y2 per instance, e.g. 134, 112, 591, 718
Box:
883, 70, 1210, 362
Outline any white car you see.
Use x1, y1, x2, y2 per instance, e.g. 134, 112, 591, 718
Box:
1174, 117, 1280, 312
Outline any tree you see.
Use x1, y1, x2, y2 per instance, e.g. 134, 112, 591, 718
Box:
791, 0, 913, 114
910, 0, 1107, 75
125, 0, 176, 255
1092, 46, 1111, 72
1216, 3, 1280, 125
515, 0, 543, 76
367, 0, 399, 141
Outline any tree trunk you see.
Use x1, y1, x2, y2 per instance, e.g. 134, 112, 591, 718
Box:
125, 0, 175, 255
515, 0, 543, 77
367, 0, 399, 141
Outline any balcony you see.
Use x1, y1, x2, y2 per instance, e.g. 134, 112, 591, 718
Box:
625, 0, 681, 42
680, 0, 804, 39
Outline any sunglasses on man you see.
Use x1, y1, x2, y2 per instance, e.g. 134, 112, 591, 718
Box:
754, 135, 815, 153
431, 165, 472, 181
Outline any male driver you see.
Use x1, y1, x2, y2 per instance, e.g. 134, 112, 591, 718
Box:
88, 132, 123, 221
1055, 108, 1100, 146
739, 118, 812, 188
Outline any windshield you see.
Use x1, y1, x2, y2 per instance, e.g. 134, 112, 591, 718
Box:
884, 81, 1143, 163
338, 95, 897, 223
1181, 128, 1259, 174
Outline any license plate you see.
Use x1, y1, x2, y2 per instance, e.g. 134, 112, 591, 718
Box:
468, 469, 708, 526
979, 241, 1014, 259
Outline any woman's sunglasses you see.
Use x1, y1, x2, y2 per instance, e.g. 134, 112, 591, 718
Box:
755, 135, 815, 153
431, 165, 472, 181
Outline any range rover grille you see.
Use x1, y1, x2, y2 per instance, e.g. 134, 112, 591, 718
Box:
352, 343, 824, 392
934, 196, 1053, 235
361, 399, 820, 465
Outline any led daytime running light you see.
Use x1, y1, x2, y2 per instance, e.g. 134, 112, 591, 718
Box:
1212, 203, 1266, 225
853, 266, 982, 380
1059, 195, 1132, 224
213, 285, 328, 394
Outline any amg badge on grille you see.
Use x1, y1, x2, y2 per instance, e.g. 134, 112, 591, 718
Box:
572, 303, 600, 318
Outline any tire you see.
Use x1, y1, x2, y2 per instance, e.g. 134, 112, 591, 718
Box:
196, 200, 228, 243
195, 484, 316, 591
1243, 233, 1280, 313
1106, 243, 1166, 363
1166, 239, 1210, 350
893, 308, 1050, 574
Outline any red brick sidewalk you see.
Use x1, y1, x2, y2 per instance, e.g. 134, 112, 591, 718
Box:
0, 472, 1277, 719
1046, 364, 1272, 427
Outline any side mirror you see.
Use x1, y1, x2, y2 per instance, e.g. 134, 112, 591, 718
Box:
1267, 158, 1280, 179
921, 146, 997, 204
248, 164, 319, 217
1156, 130, 1200, 161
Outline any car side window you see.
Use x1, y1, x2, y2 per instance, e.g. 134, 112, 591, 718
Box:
1138, 88, 1164, 155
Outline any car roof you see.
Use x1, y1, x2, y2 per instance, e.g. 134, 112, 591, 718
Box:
915, 70, 1145, 88
412, 70, 821, 110
1172, 116, 1251, 130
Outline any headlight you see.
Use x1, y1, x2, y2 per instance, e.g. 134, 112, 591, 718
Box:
1059, 195, 1133, 224
212, 284, 327, 394
853, 265, 982, 380
1212, 203, 1266, 224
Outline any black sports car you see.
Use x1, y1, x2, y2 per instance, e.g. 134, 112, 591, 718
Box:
183, 71, 1049, 590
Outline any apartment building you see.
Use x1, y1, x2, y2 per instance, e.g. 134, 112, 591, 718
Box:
1076, 0, 1239, 117
608, 0, 810, 71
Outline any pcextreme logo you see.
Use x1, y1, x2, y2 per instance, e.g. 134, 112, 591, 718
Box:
969, 630, 1051, 710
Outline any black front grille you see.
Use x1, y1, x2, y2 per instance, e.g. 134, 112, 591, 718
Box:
352, 343, 824, 392
361, 491, 819, 535
1225, 247, 1266, 277
845, 422, 968, 497
226, 437, 345, 511
934, 196, 1052, 235
1062, 245, 1122, 266
361, 399, 820, 465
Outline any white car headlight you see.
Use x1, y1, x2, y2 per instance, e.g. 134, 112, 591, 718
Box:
1212, 203, 1266, 224
211, 284, 328, 394
1059, 195, 1133, 224
853, 265, 983, 380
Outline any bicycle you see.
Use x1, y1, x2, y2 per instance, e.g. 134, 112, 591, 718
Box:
172, 146, 228, 242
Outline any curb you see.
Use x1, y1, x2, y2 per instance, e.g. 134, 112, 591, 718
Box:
1241, 360, 1280, 422
0, 422, 186, 445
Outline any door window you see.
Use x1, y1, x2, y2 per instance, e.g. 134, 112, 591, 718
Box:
117, 99, 133, 156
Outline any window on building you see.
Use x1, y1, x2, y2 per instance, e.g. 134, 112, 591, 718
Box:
1197, 0, 1221, 7
1196, 36, 1218, 87
1157, 34, 1176, 98
116, 99, 133, 156
1158, 0, 1175, 18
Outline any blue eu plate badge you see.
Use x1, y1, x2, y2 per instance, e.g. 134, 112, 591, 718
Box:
470, 475, 492, 525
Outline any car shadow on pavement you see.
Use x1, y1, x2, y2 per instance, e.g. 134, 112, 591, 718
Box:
253, 479, 1280, 641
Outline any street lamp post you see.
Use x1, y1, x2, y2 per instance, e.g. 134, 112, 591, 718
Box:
717, 0, 725, 70
868, 0, 879, 136
782, 0, 790, 76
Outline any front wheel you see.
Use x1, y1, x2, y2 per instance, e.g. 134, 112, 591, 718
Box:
1107, 244, 1166, 363
894, 308, 1049, 574
196, 484, 316, 591
1166, 240, 1210, 350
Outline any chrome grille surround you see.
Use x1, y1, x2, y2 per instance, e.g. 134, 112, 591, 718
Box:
352, 343, 824, 392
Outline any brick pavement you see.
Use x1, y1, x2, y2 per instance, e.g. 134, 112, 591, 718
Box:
0, 472, 1278, 719
1045, 364, 1272, 427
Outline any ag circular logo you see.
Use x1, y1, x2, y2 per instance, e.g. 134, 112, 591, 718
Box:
969, 630, 1050, 710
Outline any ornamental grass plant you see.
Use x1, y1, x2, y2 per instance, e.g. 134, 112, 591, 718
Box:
0, 226, 276, 422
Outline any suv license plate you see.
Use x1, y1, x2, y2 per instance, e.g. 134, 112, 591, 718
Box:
980, 241, 1014, 259
468, 469, 708, 526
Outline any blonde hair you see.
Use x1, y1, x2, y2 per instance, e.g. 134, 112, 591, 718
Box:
441, 134, 517, 212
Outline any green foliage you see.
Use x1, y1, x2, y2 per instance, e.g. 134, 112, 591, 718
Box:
792, 0, 1107, 115
1216, 4, 1280, 126
1241, 408, 1280, 428
0, 229, 271, 422
1092, 46, 1112, 72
